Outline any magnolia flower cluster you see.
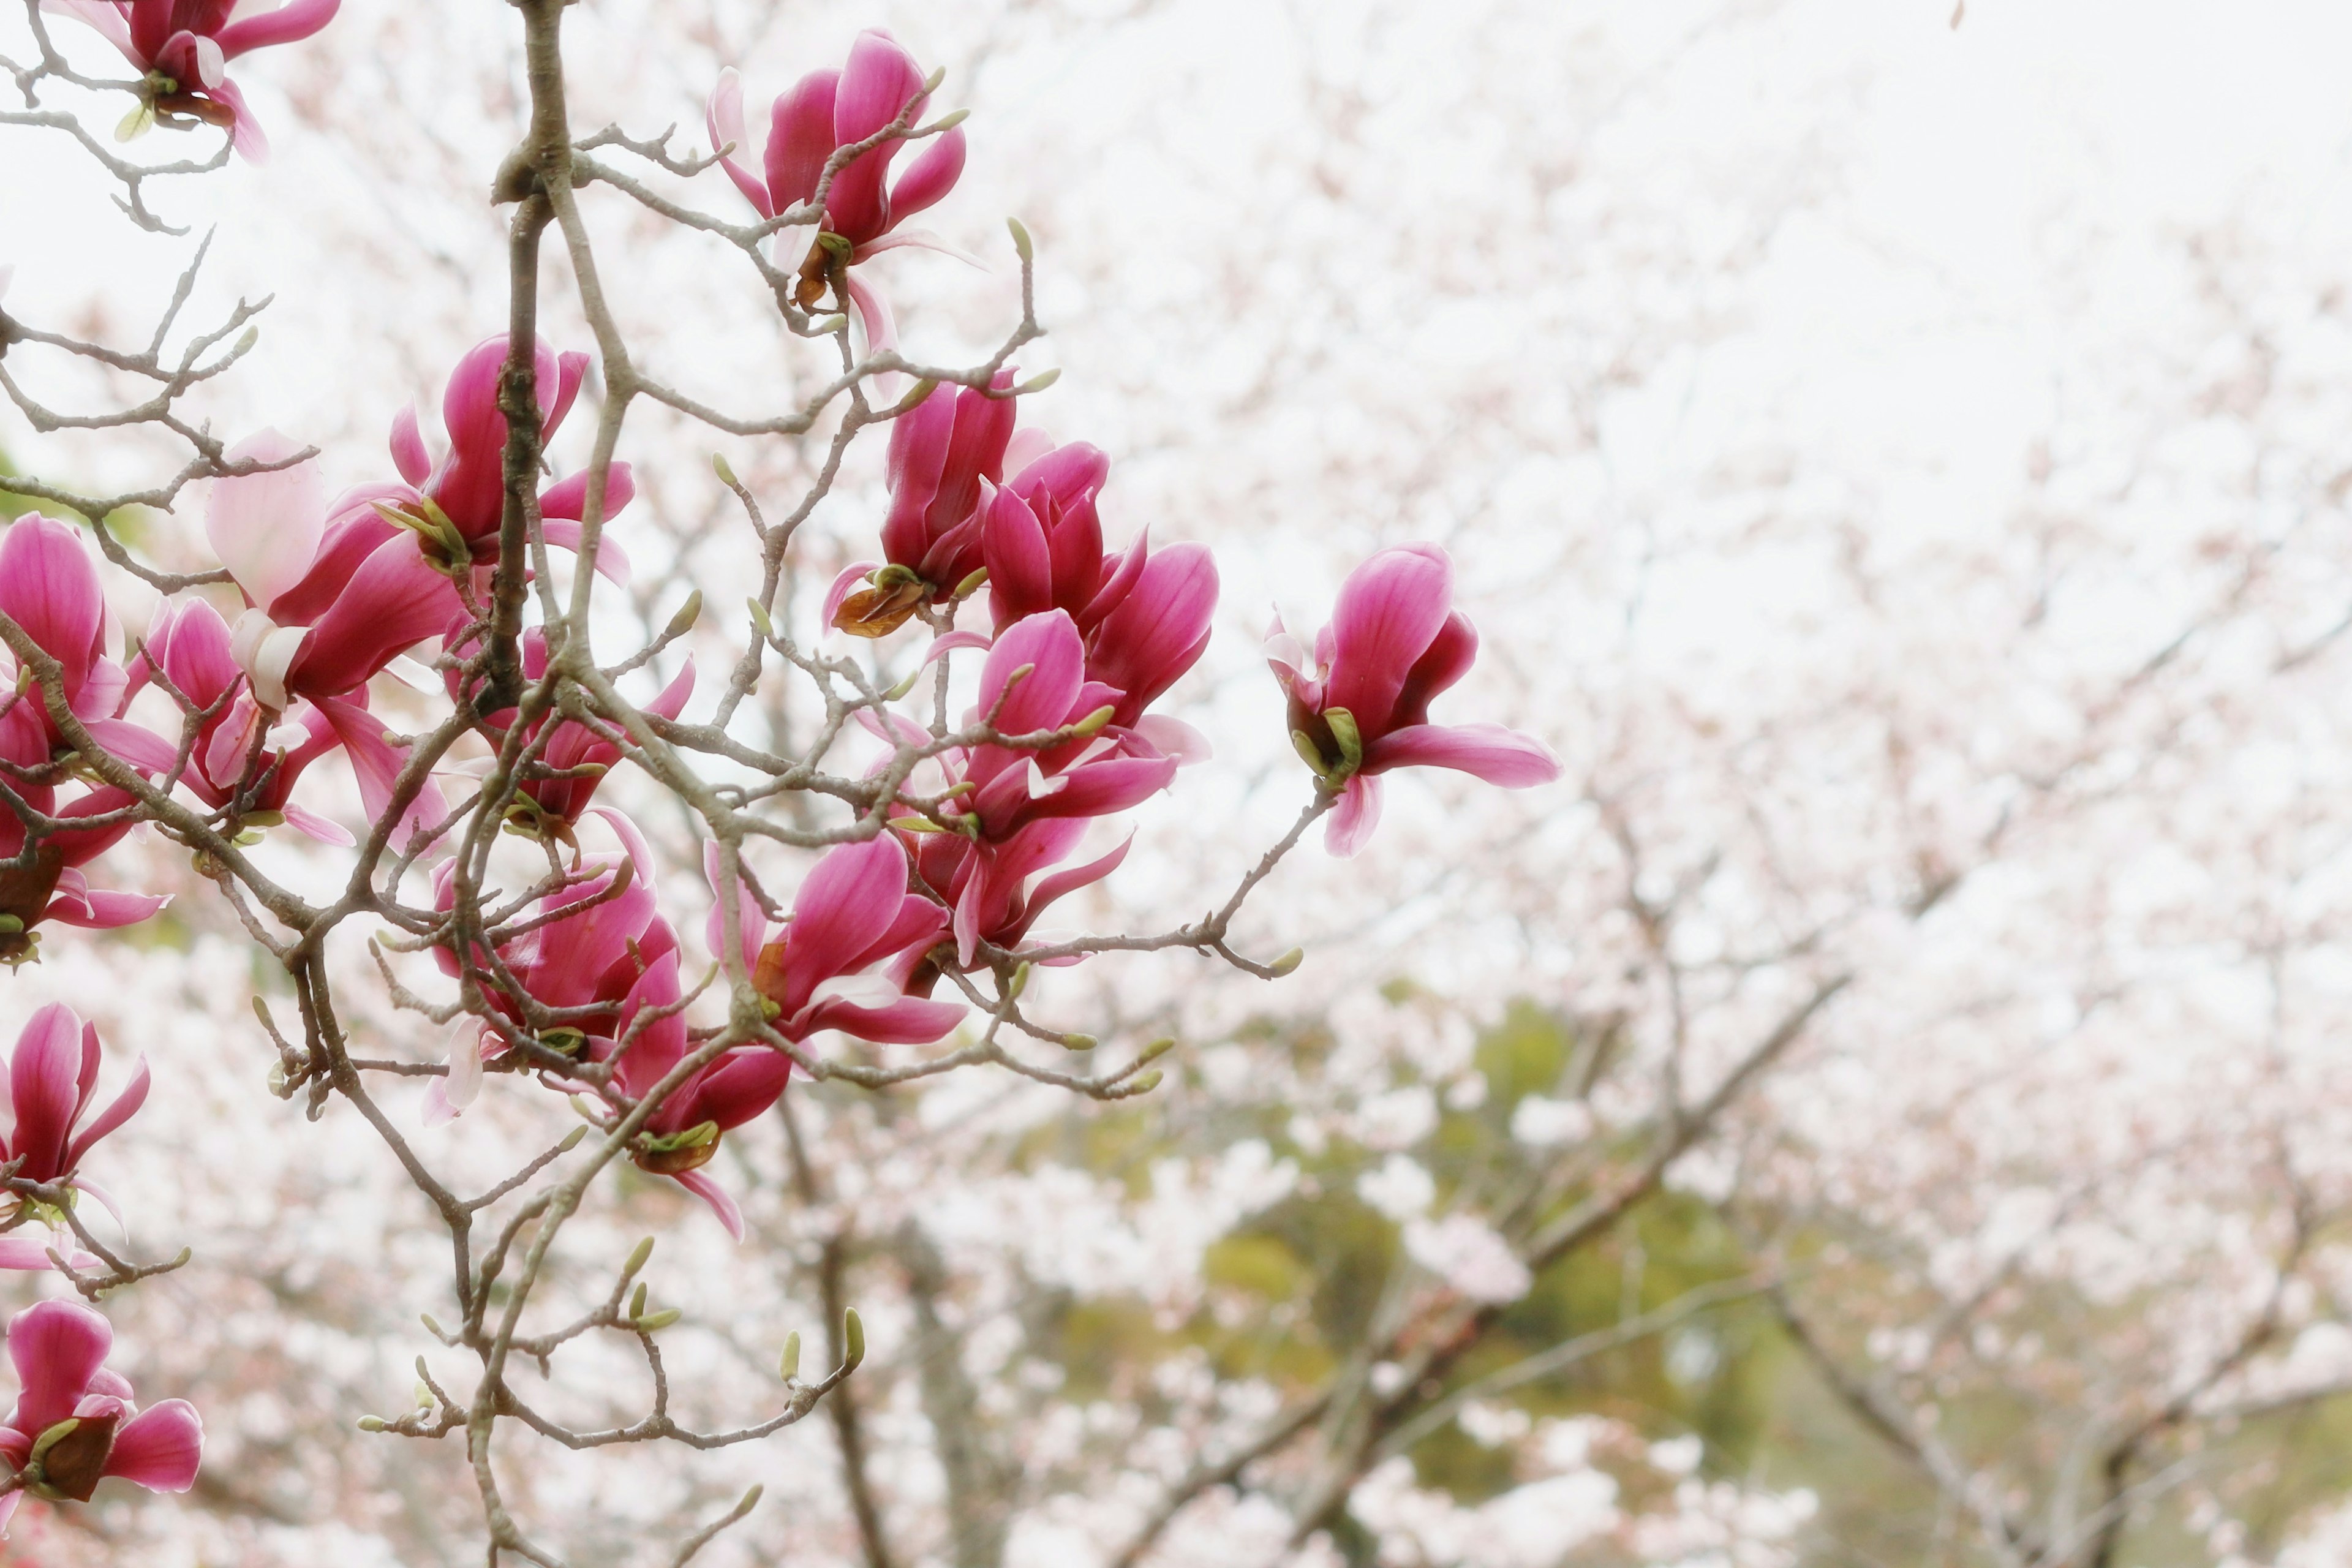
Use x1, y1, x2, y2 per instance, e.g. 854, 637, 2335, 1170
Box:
0, 10, 1562, 1542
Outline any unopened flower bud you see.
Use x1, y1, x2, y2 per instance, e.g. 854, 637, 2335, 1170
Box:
622, 1236, 655, 1280
843, 1308, 867, 1371
1061, 1032, 1097, 1052
1136, 1036, 1177, 1065
665, 590, 704, 640
1014, 368, 1061, 396
1071, 704, 1116, 738
892, 378, 939, 416
952, 566, 990, 599
922, 64, 948, 92
357, 1414, 388, 1432
628, 1282, 647, 1320
1270, 947, 1305, 978
1128, 1069, 1164, 1095
1005, 962, 1033, 1001
420, 1316, 445, 1340
635, 1308, 681, 1333
557, 1126, 587, 1153
745, 597, 775, 639
1007, 217, 1035, 264
711, 453, 738, 488
780, 1330, 802, 1382
926, 107, 970, 132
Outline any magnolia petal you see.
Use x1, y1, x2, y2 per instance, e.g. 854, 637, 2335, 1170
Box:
105, 1398, 203, 1493
7, 1298, 113, 1435
1133, 714, 1213, 766
43, 888, 170, 930
1361, 722, 1562, 788
673, 1168, 747, 1243
1324, 773, 1384, 858
208, 432, 325, 609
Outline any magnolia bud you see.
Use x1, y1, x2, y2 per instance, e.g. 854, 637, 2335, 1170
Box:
1014, 368, 1062, 396
739, 1483, 765, 1512
927, 107, 971, 132
745, 597, 775, 639
1006, 962, 1033, 1001
420, 1316, 445, 1340
1061, 1033, 1097, 1052
953, 566, 990, 599
665, 590, 704, 640
1072, 704, 1116, 737
892, 378, 940, 415
1007, 217, 1035, 264
414, 1381, 434, 1409
780, 1330, 802, 1382
922, 64, 948, 92
1270, 947, 1305, 978
1129, 1069, 1164, 1095
628, 1283, 647, 1320
1136, 1036, 1177, 1065
635, 1308, 681, 1333
843, 1308, 867, 1371
808, 312, 849, 335
557, 1126, 588, 1153
622, 1236, 655, 1280
357, 1415, 388, 1432
711, 453, 738, 488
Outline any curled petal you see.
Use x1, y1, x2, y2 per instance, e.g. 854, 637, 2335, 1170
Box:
388, 404, 431, 486
1324, 773, 1384, 858
707, 67, 774, 216
886, 126, 967, 224
672, 1167, 746, 1243
1360, 722, 1562, 787
7, 1298, 113, 1435
1323, 543, 1455, 736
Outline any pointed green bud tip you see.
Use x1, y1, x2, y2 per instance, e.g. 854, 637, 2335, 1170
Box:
1270, 946, 1305, 978
168, 1245, 192, 1268
1324, 707, 1364, 772
740, 1483, 765, 1512
234, 326, 260, 356
1061, 1032, 1098, 1052
1006, 961, 1033, 1001
746, 597, 775, 638
952, 566, 990, 599
1137, 1036, 1177, 1064
1014, 368, 1062, 396
415, 1355, 432, 1379
1072, 704, 1116, 738
628, 1282, 648, 1320
357, 1415, 387, 1432
923, 65, 948, 92
558, 1126, 588, 1153
895, 378, 940, 414
624, 1236, 655, 1278
929, 107, 970, 132
666, 589, 704, 641
780, 1330, 802, 1382
414, 1381, 434, 1408
1007, 217, 1034, 263
809, 312, 849, 335
711, 453, 738, 488
636, 1308, 681, 1333
420, 1315, 443, 1339
882, 668, 922, 703
1129, 1069, 1164, 1095
843, 1308, 867, 1370
1291, 728, 1329, 775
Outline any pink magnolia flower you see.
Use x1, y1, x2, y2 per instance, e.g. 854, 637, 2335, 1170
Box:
1268, 543, 1562, 856
424, 809, 672, 1125
980, 442, 1220, 729
0, 516, 178, 777
827, 374, 1016, 636
907, 815, 1131, 970
457, 629, 694, 839
43, 0, 339, 160
0, 1005, 147, 1269
597, 950, 789, 1241
704, 834, 964, 1048
0, 785, 169, 967
127, 598, 349, 845
380, 336, 635, 584
204, 432, 461, 708
707, 28, 967, 331
0, 1299, 198, 1524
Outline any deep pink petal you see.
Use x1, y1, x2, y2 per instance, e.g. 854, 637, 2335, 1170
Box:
42, 888, 169, 930
61, 1054, 146, 1174
0, 516, 105, 699
7, 1298, 111, 1434
826, 31, 925, 241
814, 995, 965, 1046
978, 611, 1085, 737
886, 125, 965, 224
215, 0, 336, 56
777, 837, 913, 1015
1090, 541, 1218, 724
766, 67, 840, 214
284, 535, 459, 699
981, 485, 1054, 628
388, 404, 431, 486
7, 1005, 85, 1182
707, 69, 774, 216
315, 695, 446, 853
104, 1398, 202, 1492
1360, 722, 1560, 788
1322, 544, 1455, 739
